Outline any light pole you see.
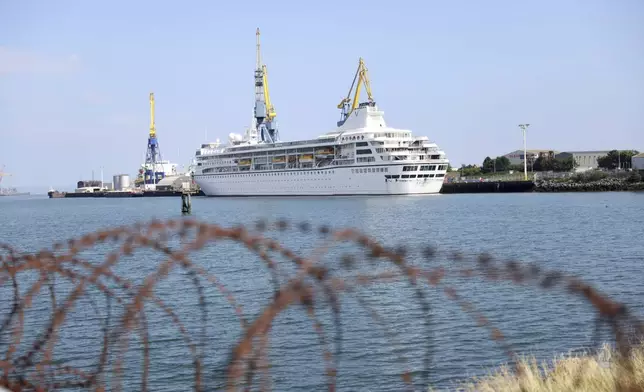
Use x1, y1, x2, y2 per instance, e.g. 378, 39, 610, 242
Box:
518, 124, 530, 180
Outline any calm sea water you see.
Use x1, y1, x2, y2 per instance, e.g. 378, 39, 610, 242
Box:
1, 192, 643, 391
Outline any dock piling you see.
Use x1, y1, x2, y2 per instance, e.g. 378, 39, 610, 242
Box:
181, 192, 192, 214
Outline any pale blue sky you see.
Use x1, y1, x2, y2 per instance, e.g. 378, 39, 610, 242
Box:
1, 0, 642, 191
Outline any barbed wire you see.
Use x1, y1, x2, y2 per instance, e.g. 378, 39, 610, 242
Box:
0, 218, 642, 391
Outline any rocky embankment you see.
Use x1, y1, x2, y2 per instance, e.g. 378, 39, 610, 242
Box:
535, 178, 644, 192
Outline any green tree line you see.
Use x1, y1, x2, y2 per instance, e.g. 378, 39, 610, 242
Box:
457, 149, 639, 176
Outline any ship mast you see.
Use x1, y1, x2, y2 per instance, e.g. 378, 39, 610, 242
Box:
254, 28, 279, 143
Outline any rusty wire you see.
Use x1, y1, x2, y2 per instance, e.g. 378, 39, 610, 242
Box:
0, 218, 642, 391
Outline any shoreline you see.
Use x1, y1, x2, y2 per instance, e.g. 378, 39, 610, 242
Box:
441, 179, 644, 194
534, 178, 644, 193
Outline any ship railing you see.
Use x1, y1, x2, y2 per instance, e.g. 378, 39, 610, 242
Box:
330, 159, 354, 166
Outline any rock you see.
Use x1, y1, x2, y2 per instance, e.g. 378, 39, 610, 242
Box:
534, 177, 644, 192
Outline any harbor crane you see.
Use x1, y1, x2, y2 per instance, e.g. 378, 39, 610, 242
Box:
337, 57, 374, 126
143, 92, 164, 185
0, 165, 10, 186
254, 28, 279, 143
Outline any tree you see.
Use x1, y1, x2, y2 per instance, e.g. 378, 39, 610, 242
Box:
597, 150, 640, 170
481, 157, 494, 173
494, 156, 511, 172
459, 164, 482, 177
480, 156, 509, 173
533, 153, 551, 171
532, 151, 575, 172
553, 156, 576, 172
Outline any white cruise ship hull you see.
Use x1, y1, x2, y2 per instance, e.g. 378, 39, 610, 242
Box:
195, 166, 444, 196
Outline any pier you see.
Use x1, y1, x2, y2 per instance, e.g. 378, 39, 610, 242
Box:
48, 190, 204, 198
440, 180, 535, 194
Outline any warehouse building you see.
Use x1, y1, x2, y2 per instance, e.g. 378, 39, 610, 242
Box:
555, 151, 609, 172
632, 153, 644, 171
503, 149, 556, 166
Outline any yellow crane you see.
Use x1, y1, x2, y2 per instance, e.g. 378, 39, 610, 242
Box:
337, 57, 374, 123
0, 165, 10, 186
149, 92, 156, 138
262, 64, 276, 121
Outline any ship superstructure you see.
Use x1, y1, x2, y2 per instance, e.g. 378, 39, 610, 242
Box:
193, 30, 449, 196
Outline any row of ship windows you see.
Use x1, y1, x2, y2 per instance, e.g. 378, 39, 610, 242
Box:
201, 170, 337, 178
351, 167, 389, 173
386, 174, 445, 179
402, 165, 448, 171
340, 132, 410, 142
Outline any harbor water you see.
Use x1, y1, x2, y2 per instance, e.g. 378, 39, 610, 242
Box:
1, 192, 643, 391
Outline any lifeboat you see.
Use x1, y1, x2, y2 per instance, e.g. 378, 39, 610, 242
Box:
238, 159, 251, 166
315, 148, 333, 155
272, 156, 285, 163
300, 154, 314, 161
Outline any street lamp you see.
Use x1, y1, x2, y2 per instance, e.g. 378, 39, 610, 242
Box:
518, 124, 530, 180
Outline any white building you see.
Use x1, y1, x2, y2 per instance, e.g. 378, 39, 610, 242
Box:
154, 175, 193, 191
555, 151, 609, 172
632, 153, 644, 171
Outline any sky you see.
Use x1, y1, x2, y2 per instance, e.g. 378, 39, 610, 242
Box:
1, 0, 643, 192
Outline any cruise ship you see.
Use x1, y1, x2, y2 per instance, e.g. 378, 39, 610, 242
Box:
193, 30, 449, 197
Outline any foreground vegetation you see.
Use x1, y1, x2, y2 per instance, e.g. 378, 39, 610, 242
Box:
454, 344, 644, 392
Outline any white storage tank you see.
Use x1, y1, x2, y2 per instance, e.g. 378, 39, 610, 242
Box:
112, 174, 131, 191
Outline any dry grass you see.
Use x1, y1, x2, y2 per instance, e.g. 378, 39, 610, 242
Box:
457, 343, 644, 392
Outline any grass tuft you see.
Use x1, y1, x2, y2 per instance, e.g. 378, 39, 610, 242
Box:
455, 343, 644, 392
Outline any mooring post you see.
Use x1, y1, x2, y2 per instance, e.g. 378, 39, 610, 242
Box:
181, 192, 192, 214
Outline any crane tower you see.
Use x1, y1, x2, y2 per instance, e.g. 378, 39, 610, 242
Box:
0, 164, 9, 187
337, 57, 374, 127
254, 28, 279, 143
144, 92, 164, 185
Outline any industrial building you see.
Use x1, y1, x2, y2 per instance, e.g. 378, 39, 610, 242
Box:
632, 153, 644, 171
555, 151, 609, 172
503, 149, 556, 166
